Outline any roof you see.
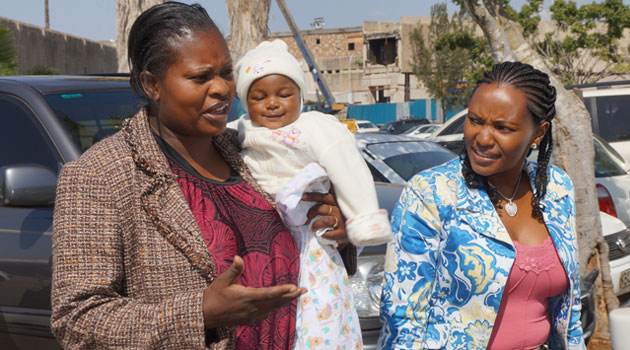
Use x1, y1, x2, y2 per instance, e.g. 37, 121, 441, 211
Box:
0, 75, 131, 94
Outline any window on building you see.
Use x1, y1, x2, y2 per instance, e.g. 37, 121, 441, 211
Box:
370, 86, 391, 103
316, 38, 321, 44
348, 42, 355, 51
368, 37, 397, 65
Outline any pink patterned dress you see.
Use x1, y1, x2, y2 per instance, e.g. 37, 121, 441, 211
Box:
487, 236, 569, 349
157, 135, 300, 349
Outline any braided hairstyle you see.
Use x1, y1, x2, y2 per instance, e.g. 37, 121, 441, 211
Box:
461, 61, 557, 220
127, 1, 220, 103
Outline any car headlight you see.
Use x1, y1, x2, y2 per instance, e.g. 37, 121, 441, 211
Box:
349, 254, 385, 318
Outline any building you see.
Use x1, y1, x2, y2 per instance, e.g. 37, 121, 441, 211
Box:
268, 17, 444, 122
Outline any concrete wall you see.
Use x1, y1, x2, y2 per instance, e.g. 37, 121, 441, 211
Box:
0, 16, 117, 74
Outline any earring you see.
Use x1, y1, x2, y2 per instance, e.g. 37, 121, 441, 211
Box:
531, 143, 538, 149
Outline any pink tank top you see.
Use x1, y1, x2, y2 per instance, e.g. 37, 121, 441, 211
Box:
486, 237, 569, 350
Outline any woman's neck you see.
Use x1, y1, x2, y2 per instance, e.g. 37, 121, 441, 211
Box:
150, 117, 231, 181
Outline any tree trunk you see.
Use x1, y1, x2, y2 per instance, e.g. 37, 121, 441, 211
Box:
461, 0, 618, 345
225, 0, 271, 62
45, 0, 49, 29
115, 0, 165, 73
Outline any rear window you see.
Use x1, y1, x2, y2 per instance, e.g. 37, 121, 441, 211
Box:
366, 141, 456, 181
591, 94, 630, 143
45, 90, 143, 152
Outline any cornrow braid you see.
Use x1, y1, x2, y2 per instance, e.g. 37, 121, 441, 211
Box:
462, 61, 557, 220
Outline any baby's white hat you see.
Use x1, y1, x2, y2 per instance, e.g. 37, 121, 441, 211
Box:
235, 39, 305, 113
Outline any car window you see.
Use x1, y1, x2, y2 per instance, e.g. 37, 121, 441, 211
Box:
366, 141, 456, 181
45, 90, 143, 152
439, 114, 465, 136
0, 95, 61, 172
593, 137, 627, 177
365, 161, 389, 183
592, 95, 630, 143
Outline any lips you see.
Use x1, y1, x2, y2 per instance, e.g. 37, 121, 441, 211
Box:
201, 103, 229, 122
470, 145, 499, 165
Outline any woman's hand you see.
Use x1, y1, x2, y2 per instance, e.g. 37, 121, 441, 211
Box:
202, 256, 306, 329
302, 185, 349, 246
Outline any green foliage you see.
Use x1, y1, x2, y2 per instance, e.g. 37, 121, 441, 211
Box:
0, 26, 18, 75
538, 0, 630, 84
25, 64, 58, 75
454, 0, 630, 85
410, 3, 493, 118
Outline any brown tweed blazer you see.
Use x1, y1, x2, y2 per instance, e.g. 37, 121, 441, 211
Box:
51, 108, 356, 349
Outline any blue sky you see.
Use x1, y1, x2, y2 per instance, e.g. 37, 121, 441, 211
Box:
0, 0, 620, 42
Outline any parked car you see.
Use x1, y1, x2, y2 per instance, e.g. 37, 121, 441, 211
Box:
571, 80, 630, 163
403, 123, 441, 139
379, 117, 431, 135
355, 133, 458, 185
355, 120, 380, 133
425, 108, 467, 152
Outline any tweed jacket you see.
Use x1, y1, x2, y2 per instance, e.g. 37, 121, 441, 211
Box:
51, 108, 358, 349
378, 158, 585, 350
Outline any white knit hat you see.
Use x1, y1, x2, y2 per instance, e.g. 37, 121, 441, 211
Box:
235, 39, 305, 113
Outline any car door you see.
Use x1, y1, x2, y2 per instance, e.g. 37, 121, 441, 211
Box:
0, 94, 63, 349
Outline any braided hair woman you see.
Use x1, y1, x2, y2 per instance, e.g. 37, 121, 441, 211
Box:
379, 61, 584, 350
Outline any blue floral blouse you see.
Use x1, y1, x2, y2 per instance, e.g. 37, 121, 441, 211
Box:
378, 158, 585, 350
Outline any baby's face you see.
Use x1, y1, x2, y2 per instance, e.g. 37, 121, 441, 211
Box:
247, 74, 301, 129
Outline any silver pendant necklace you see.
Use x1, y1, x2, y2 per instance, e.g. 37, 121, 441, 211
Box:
490, 170, 523, 217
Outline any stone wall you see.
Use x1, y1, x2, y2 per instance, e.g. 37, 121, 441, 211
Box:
0, 16, 117, 75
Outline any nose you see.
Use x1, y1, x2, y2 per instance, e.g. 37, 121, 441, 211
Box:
208, 77, 231, 100
265, 97, 279, 110
475, 126, 494, 149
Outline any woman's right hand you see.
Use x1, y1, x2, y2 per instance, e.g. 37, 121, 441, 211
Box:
202, 256, 305, 329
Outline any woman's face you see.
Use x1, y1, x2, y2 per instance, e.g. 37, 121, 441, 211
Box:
464, 82, 548, 179
247, 74, 301, 130
146, 28, 235, 138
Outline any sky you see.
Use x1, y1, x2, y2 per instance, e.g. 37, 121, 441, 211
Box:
0, 0, 624, 42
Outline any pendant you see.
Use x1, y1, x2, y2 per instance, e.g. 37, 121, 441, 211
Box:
504, 200, 518, 217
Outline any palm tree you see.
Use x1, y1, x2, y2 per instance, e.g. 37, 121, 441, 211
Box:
0, 26, 18, 75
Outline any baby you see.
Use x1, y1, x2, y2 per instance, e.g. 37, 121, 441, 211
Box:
232, 40, 392, 349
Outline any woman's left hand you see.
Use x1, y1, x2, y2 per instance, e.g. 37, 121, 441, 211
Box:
303, 185, 348, 246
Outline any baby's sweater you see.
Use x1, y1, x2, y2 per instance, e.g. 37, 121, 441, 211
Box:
231, 111, 392, 246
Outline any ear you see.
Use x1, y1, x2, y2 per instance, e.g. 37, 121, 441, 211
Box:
533, 121, 550, 145
140, 71, 161, 102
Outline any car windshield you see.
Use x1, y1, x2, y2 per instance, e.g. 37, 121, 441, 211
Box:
358, 122, 376, 129
366, 141, 457, 181
45, 90, 143, 152
593, 136, 627, 177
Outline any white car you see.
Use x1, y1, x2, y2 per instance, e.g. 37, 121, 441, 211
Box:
601, 212, 630, 296
355, 133, 457, 185
403, 124, 441, 139
574, 81, 630, 163
354, 120, 380, 133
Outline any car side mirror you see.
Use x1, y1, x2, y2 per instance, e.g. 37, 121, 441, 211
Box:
0, 164, 57, 207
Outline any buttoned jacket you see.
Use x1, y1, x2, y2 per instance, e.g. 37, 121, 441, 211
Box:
379, 158, 584, 350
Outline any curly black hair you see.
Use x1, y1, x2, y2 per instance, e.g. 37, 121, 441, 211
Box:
127, 1, 219, 103
461, 61, 557, 220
